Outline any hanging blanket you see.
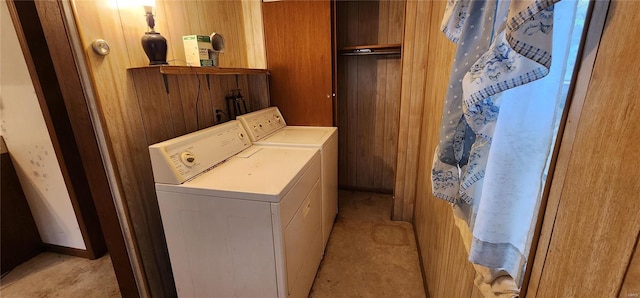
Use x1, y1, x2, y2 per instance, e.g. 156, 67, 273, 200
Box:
432, 0, 562, 284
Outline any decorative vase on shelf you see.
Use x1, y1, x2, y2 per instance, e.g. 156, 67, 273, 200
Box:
141, 31, 167, 65
141, 5, 167, 66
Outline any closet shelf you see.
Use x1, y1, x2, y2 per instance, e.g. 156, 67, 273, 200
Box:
338, 44, 402, 56
127, 65, 270, 75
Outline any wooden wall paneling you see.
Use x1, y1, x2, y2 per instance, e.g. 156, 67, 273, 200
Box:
71, 1, 176, 295
208, 75, 231, 122
176, 74, 207, 131
166, 74, 188, 136
246, 74, 270, 111
198, 74, 216, 128
115, 4, 172, 67
373, 57, 388, 189
335, 1, 349, 49
70, 0, 267, 295
387, 0, 405, 44
345, 56, 359, 187
392, 0, 415, 220
408, 0, 482, 296
382, 58, 401, 191
378, 0, 390, 44
241, 0, 266, 69
393, 0, 429, 221
246, 74, 268, 111
440, 222, 475, 298
93, 0, 261, 68
175, 74, 197, 132
236, 75, 249, 111
372, 0, 389, 190
381, 0, 403, 191
222, 75, 239, 118
345, 1, 360, 47
357, 1, 379, 45
157, 1, 204, 66
123, 76, 176, 298
525, 1, 609, 295
620, 236, 640, 298
471, 283, 484, 298
534, 1, 640, 296
200, 74, 216, 127
355, 56, 376, 188
197, 1, 248, 68
130, 68, 176, 144
336, 0, 403, 192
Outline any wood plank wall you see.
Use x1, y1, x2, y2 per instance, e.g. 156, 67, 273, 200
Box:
336, 0, 404, 193
107, 0, 265, 68
70, 1, 268, 296
392, 0, 431, 222
409, 1, 640, 297
527, 1, 640, 296
130, 69, 269, 144
404, 1, 483, 297
620, 239, 640, 298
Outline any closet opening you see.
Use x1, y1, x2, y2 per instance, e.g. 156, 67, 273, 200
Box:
336, 0, 405, 194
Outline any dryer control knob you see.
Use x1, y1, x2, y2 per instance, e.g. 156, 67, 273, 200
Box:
274, 115, 281, 123
180, 152, 196, 167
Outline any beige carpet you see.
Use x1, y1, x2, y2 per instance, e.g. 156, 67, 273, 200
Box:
1, 192, 425, 298
1, 252, 120, 298
310, 190, 426, 298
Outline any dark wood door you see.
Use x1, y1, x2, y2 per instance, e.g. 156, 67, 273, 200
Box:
263, 0, 334, 126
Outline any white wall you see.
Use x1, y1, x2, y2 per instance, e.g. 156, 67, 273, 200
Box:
0, 2, 85, 250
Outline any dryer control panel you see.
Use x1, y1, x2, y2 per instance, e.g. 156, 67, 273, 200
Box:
149, 121, 252, 184
237, 106, 287, 142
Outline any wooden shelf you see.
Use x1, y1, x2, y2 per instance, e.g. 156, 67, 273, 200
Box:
128, 65, 270, 75
338, 44, 402, 56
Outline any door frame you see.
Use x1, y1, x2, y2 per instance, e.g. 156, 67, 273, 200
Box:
6, 0, 142, 296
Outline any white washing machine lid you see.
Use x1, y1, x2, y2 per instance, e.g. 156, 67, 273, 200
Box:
258, 126, 337, 147
155, 146, 320, 202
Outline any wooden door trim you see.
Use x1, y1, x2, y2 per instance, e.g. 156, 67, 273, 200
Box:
6, 0, 105, 260
6, 0, 140, 296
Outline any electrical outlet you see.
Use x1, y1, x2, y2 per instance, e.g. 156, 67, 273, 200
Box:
215, 109, 224, 123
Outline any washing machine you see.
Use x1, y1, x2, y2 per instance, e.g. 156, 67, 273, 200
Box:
149, 120, 323, 298
237, 107, 338, 250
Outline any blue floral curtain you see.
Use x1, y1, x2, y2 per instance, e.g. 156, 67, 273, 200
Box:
431, 0, 563, 287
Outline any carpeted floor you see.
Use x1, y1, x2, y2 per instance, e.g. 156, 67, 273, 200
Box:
1, 191, 425, 298
0, 252, 120, 298
310, 190, 426, 298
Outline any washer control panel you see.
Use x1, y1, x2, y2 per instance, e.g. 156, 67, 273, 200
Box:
236, 107, 287, 142
149, 121, 251, 184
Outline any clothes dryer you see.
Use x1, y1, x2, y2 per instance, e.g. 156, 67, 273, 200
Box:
237, 107, 338, 250
149, 121, 322, 298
